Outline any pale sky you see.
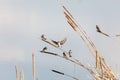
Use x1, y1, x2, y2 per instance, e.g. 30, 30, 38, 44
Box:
0, 0, 120, 80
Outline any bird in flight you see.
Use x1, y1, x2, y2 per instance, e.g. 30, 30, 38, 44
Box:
96, 25, 110, 37
51, 37, 67, 47
41, 34, 46, 41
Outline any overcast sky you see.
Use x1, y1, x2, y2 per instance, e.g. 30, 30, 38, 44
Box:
0, 0, 120, 80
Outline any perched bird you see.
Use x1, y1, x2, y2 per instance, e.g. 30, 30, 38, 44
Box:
51, 40, 60, 47
43, 47, 47, 51
41, 34, 46, 41
68, 50, 72, 57
63, 52, 67, 59
51, 37, 67, 47
40, 47, 47, 53
96, 25, 102, 33
96, 25, 110, 37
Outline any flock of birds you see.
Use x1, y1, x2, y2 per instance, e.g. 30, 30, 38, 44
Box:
41, 34, 72, 59
40, 34, 80, 80
40, 5, 119, 79
40, 25, 120, 59
40, 24, 120, 80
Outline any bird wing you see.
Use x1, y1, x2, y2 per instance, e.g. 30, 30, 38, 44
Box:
60, 37, 67, 45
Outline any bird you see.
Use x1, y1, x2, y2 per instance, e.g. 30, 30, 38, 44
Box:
96, 25, 110, 37
51, 37, 67, 47
43, 47, 47, 51
68, 50, 72, 57
51, 40, 60, 47
40, 47, 47, 53
63, 52, 67, 59
41, 34, 46, 41
96, 25, 102, 33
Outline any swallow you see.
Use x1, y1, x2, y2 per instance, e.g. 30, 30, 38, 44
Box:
51, 37, 67, 47
63, 52, 67, 59
51, 40, 60, 47
96, 25, 102, 33
43, 47, 47, 51
96, 25, 110, 37
41, 34, 46, 41
40, 47, 47, 53
68, 50, 72, 57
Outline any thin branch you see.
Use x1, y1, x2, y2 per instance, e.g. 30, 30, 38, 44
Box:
52, 69, 79, 80
15, 65, 19, 80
